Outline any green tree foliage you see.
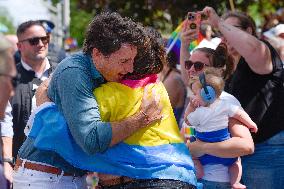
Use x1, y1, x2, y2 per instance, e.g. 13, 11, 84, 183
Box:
69, 0, 93, 47
68, 0, 284, 47
0, 8, 15, 34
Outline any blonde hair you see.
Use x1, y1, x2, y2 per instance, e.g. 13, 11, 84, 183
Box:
0, 34, 13, 74
190, 67, 224, 98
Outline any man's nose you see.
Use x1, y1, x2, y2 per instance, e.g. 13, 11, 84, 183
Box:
38, 39, 45, 46
189, 64, 195, 72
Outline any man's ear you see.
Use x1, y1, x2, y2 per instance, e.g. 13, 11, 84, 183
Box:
91, 48, 102, 61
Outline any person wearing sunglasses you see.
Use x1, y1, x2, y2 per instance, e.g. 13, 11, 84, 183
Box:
6, 20, 58, 161
180, 14, 255, 188
198, 7, 284, 189
0, 34, 17, 189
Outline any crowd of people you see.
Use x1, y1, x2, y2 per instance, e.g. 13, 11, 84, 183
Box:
0, 5, 283, 189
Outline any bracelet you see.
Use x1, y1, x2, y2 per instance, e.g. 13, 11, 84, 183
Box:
3, 157, 15, 167
140, 110, 150, 122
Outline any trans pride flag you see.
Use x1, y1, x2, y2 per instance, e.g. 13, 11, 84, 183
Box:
166, 20, 204, 61
28, 75, 197, 186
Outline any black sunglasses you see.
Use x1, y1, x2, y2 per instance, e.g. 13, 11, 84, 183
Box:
19, 36, 50, 46
184, 60, 208, 71
0, 73, 19, 88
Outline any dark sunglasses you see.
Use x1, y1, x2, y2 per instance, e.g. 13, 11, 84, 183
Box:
184, 60, 208, 71
19, 36, 50, 46
0, 73, 19, 88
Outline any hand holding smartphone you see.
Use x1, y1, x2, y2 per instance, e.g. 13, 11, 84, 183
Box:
187, 12, 202, 31
186, 12, 202, 41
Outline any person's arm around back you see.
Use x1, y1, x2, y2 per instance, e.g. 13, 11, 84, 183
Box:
110, 85, 162, 146
37, 69, 162, 154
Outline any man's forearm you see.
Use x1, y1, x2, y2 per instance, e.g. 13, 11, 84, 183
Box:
110, 111, 146, 146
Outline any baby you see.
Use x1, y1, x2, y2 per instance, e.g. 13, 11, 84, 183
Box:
182, 68, 257, 189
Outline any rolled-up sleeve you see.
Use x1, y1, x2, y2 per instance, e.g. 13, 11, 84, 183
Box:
1, 102, 13, 137
48, 67, 112, 154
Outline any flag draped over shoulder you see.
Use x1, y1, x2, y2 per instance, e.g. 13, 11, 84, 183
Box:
28, 75, 197, 186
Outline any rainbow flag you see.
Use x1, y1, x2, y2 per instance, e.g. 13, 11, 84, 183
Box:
28, 75, 197, 186
183, 123, 197, 143
166, 20, 204, 61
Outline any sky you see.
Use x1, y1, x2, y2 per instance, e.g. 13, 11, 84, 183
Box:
0, 0, 51, 27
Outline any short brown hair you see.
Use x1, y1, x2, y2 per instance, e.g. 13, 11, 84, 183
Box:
16, 20, 45, 38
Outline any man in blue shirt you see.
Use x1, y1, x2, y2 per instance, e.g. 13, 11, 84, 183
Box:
13, 12, 163, 189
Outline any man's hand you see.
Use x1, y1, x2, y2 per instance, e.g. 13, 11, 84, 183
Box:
35, 78, 51, 106
110, 85, 163, 146
139, 85, 163, 127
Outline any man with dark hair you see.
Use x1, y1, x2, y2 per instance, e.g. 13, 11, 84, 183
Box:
0, 34, 17, 189
8, 20, 57, 158
13, 12, 163, 189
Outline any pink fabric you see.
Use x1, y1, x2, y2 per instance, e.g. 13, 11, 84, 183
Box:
121, 75, 158, 88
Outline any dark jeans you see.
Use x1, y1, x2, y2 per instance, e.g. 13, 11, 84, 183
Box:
100, 179, 196, 189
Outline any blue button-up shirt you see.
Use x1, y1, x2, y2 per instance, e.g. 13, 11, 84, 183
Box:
18, 52, 112, 174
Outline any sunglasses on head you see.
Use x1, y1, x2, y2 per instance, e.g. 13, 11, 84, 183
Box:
0, 73, 19, 88
19, 36, 50, 46
184, 60, 207, 71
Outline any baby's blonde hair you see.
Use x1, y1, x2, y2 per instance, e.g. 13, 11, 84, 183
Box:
190, 67, 224, 98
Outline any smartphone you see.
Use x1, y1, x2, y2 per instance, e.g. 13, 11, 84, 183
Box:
187, 12, 201, 31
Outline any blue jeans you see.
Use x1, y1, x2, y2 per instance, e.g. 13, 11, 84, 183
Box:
242, 131, 284, 189
198, 179, 230, 189
0, 164, 7, 189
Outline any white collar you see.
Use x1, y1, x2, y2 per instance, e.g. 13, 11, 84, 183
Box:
21, 58, 50, 78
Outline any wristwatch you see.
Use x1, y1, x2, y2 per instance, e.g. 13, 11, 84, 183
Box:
3, 157, 15, 167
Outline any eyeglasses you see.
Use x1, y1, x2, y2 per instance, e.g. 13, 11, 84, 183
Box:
19, 36, 50, 46
184, 60, 208, 71
0, 73, 19, 88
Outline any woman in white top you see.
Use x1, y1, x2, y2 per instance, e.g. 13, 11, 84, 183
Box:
180, 22, 255, 188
